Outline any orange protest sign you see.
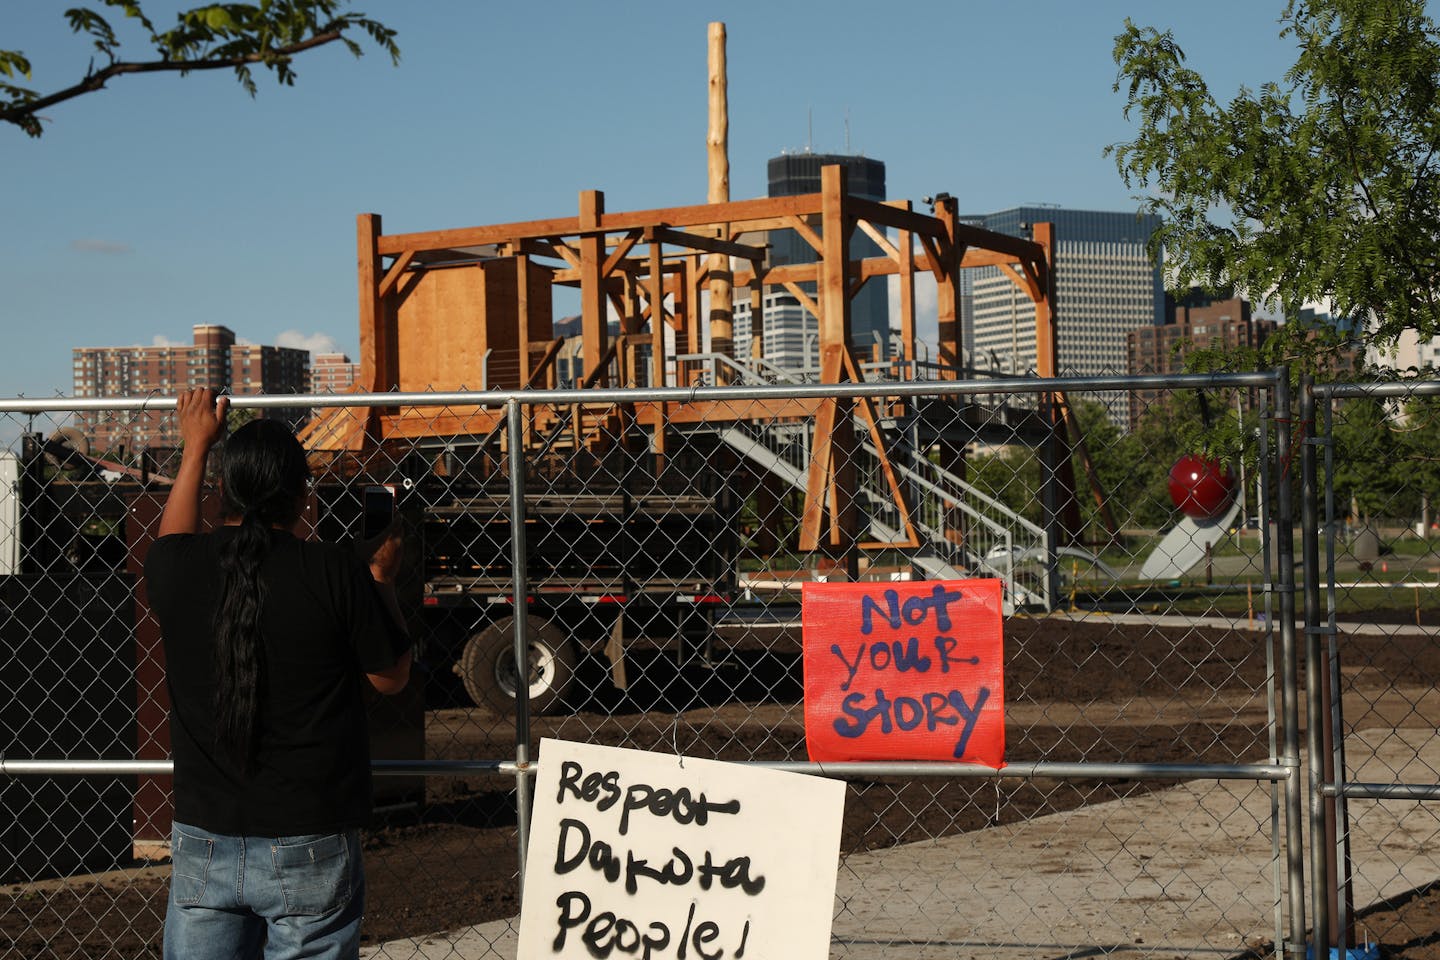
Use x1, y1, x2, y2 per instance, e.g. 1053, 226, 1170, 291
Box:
802, 579, 1005, 767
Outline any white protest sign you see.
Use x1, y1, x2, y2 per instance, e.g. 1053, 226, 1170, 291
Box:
518, 738, 845, 960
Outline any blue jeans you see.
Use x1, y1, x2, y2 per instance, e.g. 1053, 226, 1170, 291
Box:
164, 821, 365, 960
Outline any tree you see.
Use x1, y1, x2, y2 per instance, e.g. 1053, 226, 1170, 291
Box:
1110, 0, 1440, 350
1, 1, 398, 137
1331, 396, 1401, 521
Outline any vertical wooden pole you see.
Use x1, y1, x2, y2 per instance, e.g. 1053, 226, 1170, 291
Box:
749, 269, 764, 359
357, 213, 386, 391
648, 241, 668, 468
934, 198, 961, 378
897, 203, 916, 369
707, 22, 733, 374
818, 164, 852, 369
818, 165, 857, 579
516, 254, 532, 388
1032, 222, 1058, 379
685, 255, 703, 370
579, 190, 607, 386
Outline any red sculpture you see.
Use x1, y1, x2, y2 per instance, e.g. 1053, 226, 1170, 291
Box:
1167, 455, 1236, 520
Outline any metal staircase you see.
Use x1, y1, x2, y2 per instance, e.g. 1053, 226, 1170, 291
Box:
689, 352, 1053, 612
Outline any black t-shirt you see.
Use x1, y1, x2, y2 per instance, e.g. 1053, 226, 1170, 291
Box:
145, 526, 408, 836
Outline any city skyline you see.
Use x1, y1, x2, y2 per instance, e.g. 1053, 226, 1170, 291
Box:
2, 4, 1306, 403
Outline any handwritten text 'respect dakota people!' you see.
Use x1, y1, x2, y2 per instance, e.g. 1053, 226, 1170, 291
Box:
550, 758, 760, 958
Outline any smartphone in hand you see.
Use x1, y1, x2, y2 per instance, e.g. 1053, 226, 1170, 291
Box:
362, 484, 396, 540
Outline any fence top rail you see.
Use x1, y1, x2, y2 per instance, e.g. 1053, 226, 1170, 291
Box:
1315, 378, 1440, 400
0, 371, 1281, 414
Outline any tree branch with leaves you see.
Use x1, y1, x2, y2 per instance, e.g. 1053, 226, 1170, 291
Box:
1109, 0, 1440, 349
1, 1, 398, 137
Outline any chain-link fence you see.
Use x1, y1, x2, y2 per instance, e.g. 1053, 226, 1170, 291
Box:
1, 370, 1433, 958
1310, 379, 1440, 960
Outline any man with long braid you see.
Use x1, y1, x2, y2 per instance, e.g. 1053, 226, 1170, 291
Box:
145, 387, 412, 960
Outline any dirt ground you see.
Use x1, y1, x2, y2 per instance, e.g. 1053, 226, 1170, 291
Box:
3, 614, 1439, 959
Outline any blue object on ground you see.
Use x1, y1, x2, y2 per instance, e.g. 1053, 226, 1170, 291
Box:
1305, 944, 1381, 960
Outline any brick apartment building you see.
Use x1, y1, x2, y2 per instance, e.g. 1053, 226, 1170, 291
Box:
309, 352, 361, 394
72, 324, 308, 453
1126, 290, 1277, 426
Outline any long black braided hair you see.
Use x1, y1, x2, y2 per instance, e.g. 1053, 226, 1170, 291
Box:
213, 418, 310, 766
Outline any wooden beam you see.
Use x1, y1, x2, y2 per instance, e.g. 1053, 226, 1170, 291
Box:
897, 208, 916, 364
602, 230, 641, 278
648, 240, 668, 461
798, 377, 841, 550
546, 239, 583, 270
818, 164, 851, 356
779, 280, 821, 321
1032, 221, 1058, 379
855, 218, 900, 263
847, 195, 946, 238
951, 221, 1046, 264
357, 213, 392, 398
934, 198, 961, 374
516, 255, 532, 387
376, 195, 833, 256
524, 338, 566, 389
918, 232, 947, 281
958, 247, 1026, 269
842, 348, 919, 548
784, 214, 825, 256
376, 249, 415, 301
646, 225, 764, 261
579, 190, 608, 386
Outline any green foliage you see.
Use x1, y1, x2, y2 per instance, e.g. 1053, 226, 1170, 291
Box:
1331, 397, 1402, 519
966, 445, 1042, 527
2, 1, 399, 137
1110, 0, 1440, 347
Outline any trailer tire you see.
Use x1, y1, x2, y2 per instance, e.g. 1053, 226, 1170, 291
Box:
458, 616, 578, 715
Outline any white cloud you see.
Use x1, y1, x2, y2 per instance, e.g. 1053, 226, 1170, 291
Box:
275, 330, 341, 355
71, 238, 133, 255
151, 334, 184, 347
888, 273, 940, 348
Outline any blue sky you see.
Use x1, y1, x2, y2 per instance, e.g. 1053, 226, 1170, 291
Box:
1, 1, 1304, 401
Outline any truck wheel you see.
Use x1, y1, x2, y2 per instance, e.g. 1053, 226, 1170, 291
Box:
459, 616, 578, 715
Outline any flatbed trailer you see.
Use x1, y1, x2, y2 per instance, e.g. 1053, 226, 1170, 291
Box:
414, 483, 737, 713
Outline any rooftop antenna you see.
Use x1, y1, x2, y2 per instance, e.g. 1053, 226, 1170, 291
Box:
845, 106, 851, 153
806, 107, 812, 153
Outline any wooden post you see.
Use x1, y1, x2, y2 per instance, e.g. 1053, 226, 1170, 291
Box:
648, 240, 668, 467
935, 198, 961, 377
579, 190, 608, 386
685, 255, 703, 368
357, 213, 387, 391
818, 165, 852, 366
707, 23, 733, 374
749, 268, 764, 359
897, 203, 916, 369
1032, 222, 1058, 379
516, 254, 532, 387
815, 165, 858, 579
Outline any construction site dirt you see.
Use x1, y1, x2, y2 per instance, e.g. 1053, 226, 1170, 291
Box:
3, 615, 1438, 959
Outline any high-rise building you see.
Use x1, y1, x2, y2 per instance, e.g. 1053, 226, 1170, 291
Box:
968, 207, 1163, 421
733, 152, 890, 369
72, 324, 308, 452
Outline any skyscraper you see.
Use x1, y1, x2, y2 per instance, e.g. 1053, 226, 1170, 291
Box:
968, 207, 1163, 398
734, 152, 891, 368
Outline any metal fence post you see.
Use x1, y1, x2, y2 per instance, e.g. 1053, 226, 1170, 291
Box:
1275, 368, 1310, 956
1302, 377, 1354, 954
507, 397, 534, 894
